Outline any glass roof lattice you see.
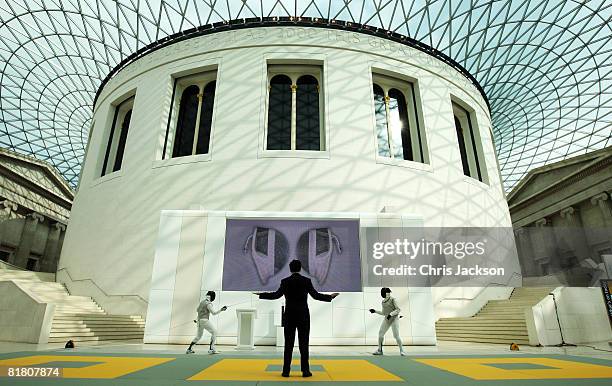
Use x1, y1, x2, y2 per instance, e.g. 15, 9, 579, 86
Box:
0, 0, 610, 191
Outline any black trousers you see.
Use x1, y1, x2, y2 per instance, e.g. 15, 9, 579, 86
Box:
283, 313, 310, 374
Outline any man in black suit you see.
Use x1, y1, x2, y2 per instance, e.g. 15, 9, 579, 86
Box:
256, 259, 339, 377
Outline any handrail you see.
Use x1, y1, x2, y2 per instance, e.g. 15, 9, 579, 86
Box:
434, 271, 522, 305
56, 267, 148, 305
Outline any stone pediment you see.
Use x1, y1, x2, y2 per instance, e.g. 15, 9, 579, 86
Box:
507, 146, 611, 205
0, 148, 74, 202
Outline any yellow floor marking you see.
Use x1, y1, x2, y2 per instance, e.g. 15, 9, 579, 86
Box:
188, 359, 402, 381
0, 355, 174, 379
415, 357, 612, 380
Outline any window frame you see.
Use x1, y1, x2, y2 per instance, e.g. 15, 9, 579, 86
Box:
263, 64, 327, 154
371, 72, 430, 169
451, 98, 489, 185
162, 71, 218, 161
99, 94, 135, 178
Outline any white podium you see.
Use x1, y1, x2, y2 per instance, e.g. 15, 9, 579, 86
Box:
235, 308, 257, 350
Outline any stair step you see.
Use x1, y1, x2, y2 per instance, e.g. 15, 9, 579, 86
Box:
53, 314, 141, 320
477, 312, 530, 315
478, 311, 530, 315
437, 332, 528, 337
40, 299, 93, 304
478, 309, 533, 313
50, 330, 145, 338
29, 289, 69, 295
48, 335, 144, 343
52, 325, 144, 330
35, 296, 71, 301
437, 327, 527, 333
436, 320, 527, 327
492, 299, 545, 303
480, 306, 534, 310
54, 302, 100, 306
507, 299, 546, 302
52, 321, 145, 327
438, 316, 526, 321
445, 317, 526, 322
60, 295, 92, 304
51, 327, 144, 333
20, 281, 65, 287
55, 305, 103, 309
48, 336, 143, 343
437, 334, 529, 344
437, 336, 530, 345
436, 322, 527, 328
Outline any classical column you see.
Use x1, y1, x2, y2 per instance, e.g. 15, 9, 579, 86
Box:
559, 206, 590, 264
529, 218, 555, 275
290, 83, 297, 149
40, 222, 66, 273
591, 192, 612, 227
515, 227, 537, 277
13, 212, 44, 268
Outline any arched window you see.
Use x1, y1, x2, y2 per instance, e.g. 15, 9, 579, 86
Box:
112, 109, 132, 172
296, 75, 320, 150
101, 95, 134, 176
372, 75, 427, 163
173, 85, 199, 157
452, 102, 486, 182
265, 65, 324, 151
266, 75, 292, 150
164, 72, 217, 159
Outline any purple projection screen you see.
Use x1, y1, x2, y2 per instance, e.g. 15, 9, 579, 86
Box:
222, 218, 361, 292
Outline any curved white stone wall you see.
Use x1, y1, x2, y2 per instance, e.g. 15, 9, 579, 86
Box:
59, 26, 510, 325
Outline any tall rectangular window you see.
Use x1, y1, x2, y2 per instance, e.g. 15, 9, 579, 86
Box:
265, 65, 324, 151
372, 74, 427, 163
163, 71, 217, 159
101, 96, 134, 176
452, 101, 487, 182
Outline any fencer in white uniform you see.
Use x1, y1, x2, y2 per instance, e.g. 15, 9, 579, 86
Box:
186, 291, 227, 354
369, 287, 407, 356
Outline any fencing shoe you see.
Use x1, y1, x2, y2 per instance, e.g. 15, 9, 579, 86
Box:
208, 349, 219, 354
372, 349, 383, 355
186, 349, 195, 354
243, 227, 289, 284
297, 228, 342, 285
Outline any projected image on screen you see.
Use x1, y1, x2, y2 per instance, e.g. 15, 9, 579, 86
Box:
222, 219, 361, 292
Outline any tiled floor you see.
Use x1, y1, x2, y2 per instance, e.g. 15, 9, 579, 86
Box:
0, 340, 610, 385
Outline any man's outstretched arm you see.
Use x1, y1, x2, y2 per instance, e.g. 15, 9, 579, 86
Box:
307, 279, 338, 302
255, 281, 284, 300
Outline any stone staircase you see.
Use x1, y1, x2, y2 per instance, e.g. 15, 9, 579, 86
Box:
436, 287, 555, 345
0, 269, 144, 343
